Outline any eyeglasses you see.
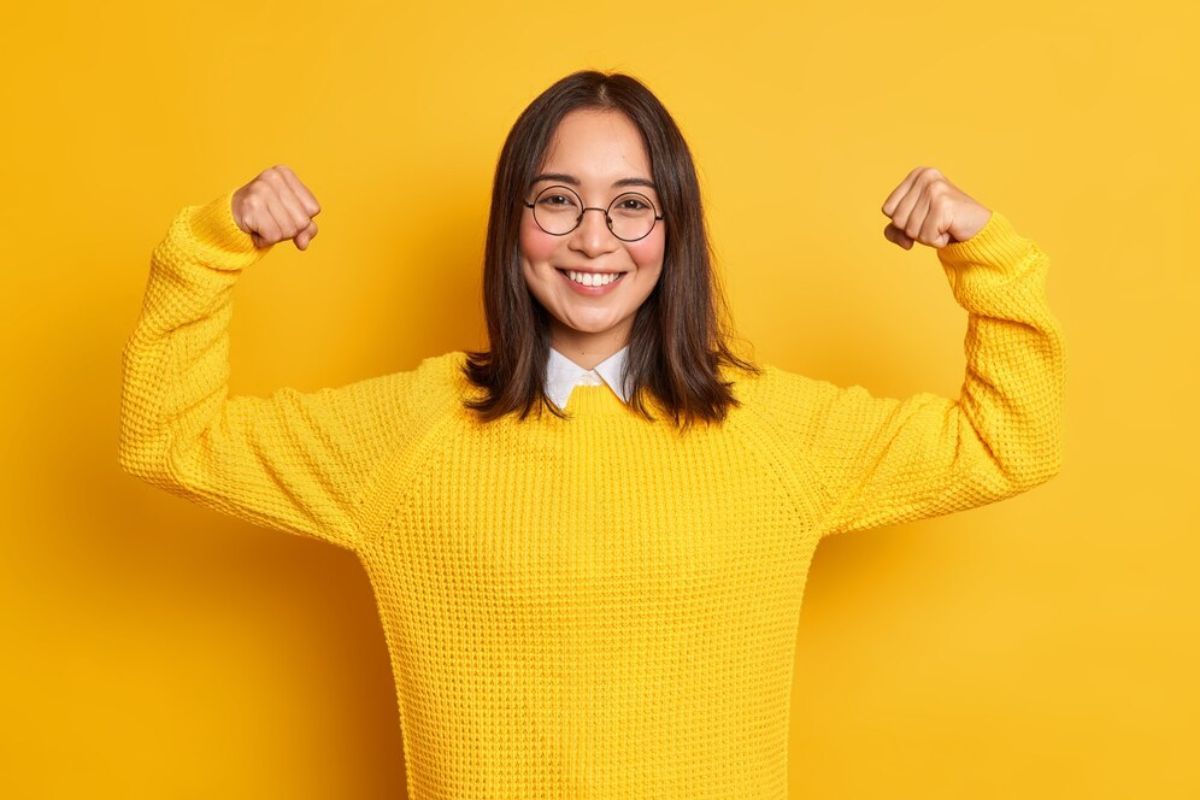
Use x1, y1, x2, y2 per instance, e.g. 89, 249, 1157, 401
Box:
523, 184, 664, 242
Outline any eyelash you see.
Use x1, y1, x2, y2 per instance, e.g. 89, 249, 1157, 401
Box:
539, 195, 651, 210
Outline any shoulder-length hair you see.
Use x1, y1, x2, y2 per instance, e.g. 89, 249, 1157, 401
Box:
462, 69, 761, 432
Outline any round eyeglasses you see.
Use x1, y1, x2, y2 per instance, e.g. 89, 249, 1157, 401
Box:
523, 184, 664, 242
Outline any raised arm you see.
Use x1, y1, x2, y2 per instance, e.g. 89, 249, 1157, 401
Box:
118, 178, 424, 553
759, 205, 1066, 539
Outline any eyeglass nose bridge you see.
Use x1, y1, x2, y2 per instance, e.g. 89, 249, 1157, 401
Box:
573, 205, 614, 232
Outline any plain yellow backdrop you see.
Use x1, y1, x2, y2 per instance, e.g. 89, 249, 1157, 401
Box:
1, 0, 1196, 797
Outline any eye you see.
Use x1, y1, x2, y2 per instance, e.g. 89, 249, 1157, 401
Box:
618, 198, 650, 211
540, 189, 580, 209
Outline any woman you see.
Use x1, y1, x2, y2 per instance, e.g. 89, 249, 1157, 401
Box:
119, 70, 1065, 798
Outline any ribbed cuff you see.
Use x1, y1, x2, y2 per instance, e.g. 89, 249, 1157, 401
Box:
935, 210, 1033, 271
182, 188, 270, 271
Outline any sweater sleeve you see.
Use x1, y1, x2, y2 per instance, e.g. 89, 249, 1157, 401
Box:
760, 210, 1067, 539
118, 190, 423, 553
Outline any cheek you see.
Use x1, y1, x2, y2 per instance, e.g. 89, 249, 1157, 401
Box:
626, 231, 666, 272
520, 217, 559, 263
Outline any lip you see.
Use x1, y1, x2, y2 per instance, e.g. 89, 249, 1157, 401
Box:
560, 266, 625, 274
556, 267, 627, 296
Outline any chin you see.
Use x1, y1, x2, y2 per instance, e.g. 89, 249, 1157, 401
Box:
557, 313, 624, 333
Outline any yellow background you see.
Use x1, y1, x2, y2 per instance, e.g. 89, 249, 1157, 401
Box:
2, 0, 1196, 797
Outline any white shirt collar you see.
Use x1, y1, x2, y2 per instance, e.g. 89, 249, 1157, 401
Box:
545, 345, 631, 411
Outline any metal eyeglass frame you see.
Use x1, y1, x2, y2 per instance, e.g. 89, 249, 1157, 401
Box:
522, 184, 664, 242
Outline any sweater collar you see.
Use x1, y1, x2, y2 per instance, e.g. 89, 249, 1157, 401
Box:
545, 345, 631, 411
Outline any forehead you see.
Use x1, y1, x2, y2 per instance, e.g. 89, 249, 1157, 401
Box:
537, 109, 652, 183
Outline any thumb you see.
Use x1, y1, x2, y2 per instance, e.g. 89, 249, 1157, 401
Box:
884, 222, 913, 249
294, 220, 318, 250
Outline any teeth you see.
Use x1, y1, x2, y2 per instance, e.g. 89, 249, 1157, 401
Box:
567, 270, 620, 287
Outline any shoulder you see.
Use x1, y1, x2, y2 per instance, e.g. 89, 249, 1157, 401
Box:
419, 349, 476, 398
721, 361, 830, 405
721, 362, 860, 436
327, 350, 469, 425
391, 349, 476, 408
412, 349, 467, 381
404, 349, 488, 423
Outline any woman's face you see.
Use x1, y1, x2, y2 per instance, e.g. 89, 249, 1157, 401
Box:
520, 108, 666, 357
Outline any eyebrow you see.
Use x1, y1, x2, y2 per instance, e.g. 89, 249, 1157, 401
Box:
528, 172, 657, 192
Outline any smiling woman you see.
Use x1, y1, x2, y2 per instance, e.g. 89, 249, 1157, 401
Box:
462, 70, 761, 427
119, 67, 1066, 800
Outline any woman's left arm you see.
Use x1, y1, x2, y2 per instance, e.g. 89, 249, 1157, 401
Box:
763, 169, 1067, 539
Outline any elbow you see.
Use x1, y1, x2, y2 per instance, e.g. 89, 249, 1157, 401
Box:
117, 404, 145, 477
117, 442, 145, 479
1020, 464, 1061, 492
118, 439, 184, 495
117, 418, 169, 486
117, 416, 137, 476
117, 431, 151, 481
1012, 448, 1064, 492
966, 415, 1063, 496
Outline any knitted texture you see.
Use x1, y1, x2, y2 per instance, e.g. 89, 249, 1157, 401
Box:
119, 190, 1066, 799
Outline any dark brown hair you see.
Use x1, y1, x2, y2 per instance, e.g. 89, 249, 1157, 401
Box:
462, 69, 761, 432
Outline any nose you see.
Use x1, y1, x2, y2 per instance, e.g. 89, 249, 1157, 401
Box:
570, 206, 618, 256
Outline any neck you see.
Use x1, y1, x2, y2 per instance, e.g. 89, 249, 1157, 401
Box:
550, 323, 631, 371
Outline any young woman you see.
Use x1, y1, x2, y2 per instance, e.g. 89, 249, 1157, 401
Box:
119, 70, 1065, 798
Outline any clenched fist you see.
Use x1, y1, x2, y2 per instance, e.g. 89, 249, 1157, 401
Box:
231, 165, 322, 250
881, 166, 992, 250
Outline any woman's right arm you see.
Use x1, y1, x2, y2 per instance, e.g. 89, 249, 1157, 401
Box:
118, 176, 424, 554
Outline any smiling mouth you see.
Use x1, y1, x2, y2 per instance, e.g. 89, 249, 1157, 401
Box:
555, 267, 626, 288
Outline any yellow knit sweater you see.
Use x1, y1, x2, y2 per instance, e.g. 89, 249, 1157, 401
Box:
119, 189, 1066, 799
